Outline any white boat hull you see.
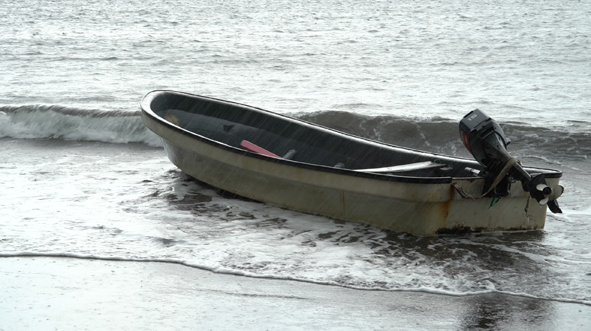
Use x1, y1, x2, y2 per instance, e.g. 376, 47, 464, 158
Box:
142, 110, 553, 236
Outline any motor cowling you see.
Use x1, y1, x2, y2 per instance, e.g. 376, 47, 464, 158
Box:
459, 109, 563, 213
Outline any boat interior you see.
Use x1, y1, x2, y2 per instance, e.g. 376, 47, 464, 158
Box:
147, 92, 489, 179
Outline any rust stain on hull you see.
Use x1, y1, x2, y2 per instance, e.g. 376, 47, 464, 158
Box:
436, 225, 543, 235
436, 184, 456, 230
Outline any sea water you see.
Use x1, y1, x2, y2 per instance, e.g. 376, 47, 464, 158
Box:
1, 0, 590, 306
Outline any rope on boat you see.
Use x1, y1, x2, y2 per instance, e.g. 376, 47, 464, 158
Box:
452, 157, 519, 200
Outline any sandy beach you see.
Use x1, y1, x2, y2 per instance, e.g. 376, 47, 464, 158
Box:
1, 256, 589, 330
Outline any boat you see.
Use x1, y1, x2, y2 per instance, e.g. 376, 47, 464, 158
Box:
140, 90, 563, 236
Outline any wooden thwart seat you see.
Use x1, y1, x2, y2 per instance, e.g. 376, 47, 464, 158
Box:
239, 139, 443, 173
355, 161, 445, 174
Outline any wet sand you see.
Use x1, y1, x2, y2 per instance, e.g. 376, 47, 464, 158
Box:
1, 257, 589, 330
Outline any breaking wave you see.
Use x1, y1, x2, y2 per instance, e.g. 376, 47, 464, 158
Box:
0, 105, 162, 147
298, 110, 591, 160
1, 105, 589, 160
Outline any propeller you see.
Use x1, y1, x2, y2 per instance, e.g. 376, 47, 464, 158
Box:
527, 174, 563, 213
535, 183, 564, 205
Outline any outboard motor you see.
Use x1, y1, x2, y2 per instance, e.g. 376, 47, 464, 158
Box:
459, 109, 563, 213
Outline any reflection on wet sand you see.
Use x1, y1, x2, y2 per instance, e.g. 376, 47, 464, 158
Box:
461, 293, 552, 330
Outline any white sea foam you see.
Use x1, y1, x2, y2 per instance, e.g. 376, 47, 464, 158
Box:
1, 139, 589, 305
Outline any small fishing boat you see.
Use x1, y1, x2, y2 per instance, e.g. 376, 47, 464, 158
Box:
140, 90, 563, 236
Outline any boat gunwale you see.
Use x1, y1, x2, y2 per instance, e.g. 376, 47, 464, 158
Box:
140, 90, 563, 185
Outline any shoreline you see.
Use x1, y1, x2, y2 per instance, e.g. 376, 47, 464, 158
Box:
2, 256, 590, 330
2, 251, 589, 307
